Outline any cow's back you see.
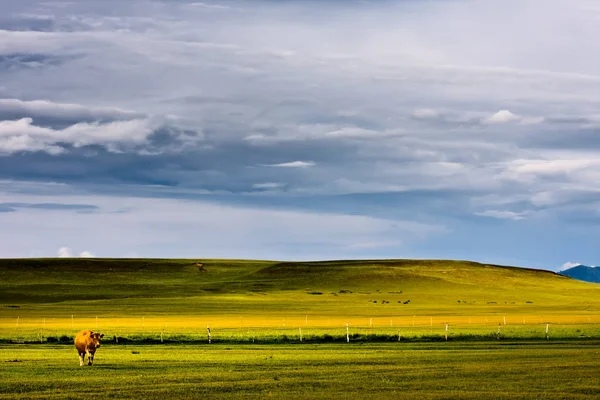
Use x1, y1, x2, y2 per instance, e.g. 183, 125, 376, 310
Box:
74, 330, 92, 352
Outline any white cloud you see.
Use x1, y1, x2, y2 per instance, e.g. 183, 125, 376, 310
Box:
261, 161, 315, 168
411, 109, 440, 120
187, 2, 233, 10
484, 110, 519, 124
325, 127, 381, 138
0, 117, 159, 154
0, 98, 143, 121
57, 246, 72, 257
560, 261, 583, 271
252, 182, 284, 189
475, 210, 529, 220
57, 246, 94, 258
509, 158, 600, 175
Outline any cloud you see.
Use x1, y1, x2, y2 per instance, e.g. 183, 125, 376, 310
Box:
57, 246, 94, 258
324, 127, 397, 139
0, 98, 144, 122
261, 161, 315, 168
0, 202, 99, 212
2, 0, 600, 266
411, 109, 440, 120
0, 117, 160, 154
57, 246, 72, 257
252, 182, 284, 189
187, 2, 233, 10
475, 210, 529, 220
560, 261, 582, 271
483, 110, 519, 124
482, 110, 545, 125
508, 158, 600, 175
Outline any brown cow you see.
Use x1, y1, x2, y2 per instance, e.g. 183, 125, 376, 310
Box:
74, 330, 104, 366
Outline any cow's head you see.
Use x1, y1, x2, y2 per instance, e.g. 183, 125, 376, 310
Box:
90, 332, 104, 348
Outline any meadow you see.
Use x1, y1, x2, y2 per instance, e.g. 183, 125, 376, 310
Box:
1, 258, 600, 398
2, 342, 599, 399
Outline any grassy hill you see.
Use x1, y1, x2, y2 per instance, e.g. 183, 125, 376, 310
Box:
1, 258, 598, 320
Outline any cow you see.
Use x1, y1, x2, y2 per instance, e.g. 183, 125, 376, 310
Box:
74, 330, 104, 366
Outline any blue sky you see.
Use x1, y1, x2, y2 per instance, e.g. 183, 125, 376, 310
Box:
1, 0, 599, 270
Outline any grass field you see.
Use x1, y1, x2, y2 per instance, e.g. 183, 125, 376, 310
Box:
2, 342, 599, 399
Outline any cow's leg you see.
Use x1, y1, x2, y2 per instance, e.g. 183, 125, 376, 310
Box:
79, 352, 85, 367
89, 353, 94, 366
86, 350, 92, 366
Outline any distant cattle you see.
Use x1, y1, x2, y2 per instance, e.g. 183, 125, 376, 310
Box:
74, 330, 104, 366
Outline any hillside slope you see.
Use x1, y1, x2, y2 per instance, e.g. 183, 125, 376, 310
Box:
1, 258, 599, 319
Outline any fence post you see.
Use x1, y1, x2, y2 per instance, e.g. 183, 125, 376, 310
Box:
545, 323, 549, 340
207, 325, 211, 344
497, 323, 501, 340
299, 327, 303, 342
445, 323, 448, 341
346, 323, 349, 343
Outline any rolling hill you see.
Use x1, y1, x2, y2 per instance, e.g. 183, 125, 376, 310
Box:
1, 258, 599, 321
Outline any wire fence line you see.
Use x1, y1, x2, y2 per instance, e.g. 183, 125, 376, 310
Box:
2, 314, 599, 344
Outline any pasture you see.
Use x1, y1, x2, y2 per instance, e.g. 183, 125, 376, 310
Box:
2, 342, 599, 399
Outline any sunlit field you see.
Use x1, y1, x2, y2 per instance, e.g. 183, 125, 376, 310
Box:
2, 342, 600, 399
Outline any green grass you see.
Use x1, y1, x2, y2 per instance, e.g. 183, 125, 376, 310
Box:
4, 324, 600, 345
1, 258, 598, 312
1, 342, 599, 399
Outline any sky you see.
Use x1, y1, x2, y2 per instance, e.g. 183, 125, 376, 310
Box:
1, 0, 599, 270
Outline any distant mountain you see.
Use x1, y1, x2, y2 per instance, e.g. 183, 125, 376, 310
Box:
560, 264, 600, 283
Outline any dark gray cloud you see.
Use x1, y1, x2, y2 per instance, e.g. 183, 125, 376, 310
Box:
0, 53, 76, 70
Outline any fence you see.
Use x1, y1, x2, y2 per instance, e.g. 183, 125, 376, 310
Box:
2, 314, 599, 344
